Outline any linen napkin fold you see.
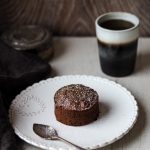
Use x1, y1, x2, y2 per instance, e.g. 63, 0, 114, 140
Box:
0, 92, 18, 150
0, 39, 51, 149
0, 40, 51, 109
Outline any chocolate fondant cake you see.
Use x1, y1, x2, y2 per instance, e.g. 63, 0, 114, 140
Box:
54, 84, 99, 126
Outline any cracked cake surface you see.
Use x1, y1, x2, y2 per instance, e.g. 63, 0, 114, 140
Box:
54, 84, 98, 111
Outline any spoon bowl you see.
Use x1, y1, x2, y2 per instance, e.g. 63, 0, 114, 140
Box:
33, 123, 57, 140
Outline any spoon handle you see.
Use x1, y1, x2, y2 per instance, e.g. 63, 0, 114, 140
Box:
56, 136, 86, 150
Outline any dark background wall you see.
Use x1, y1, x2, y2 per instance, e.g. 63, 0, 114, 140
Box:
0, 0, 149, 36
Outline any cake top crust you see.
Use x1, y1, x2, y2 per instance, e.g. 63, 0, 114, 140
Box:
54, 84, 98, 111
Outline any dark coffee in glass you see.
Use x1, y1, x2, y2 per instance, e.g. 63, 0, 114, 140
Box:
95, 12, 139, 77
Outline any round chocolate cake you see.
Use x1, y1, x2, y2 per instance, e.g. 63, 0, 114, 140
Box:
54, 84, 99, 126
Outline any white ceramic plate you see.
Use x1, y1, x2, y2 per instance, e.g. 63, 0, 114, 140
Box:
9, 75, 138, 150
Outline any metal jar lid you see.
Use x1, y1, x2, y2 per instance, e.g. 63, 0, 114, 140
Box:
1, 25, 52, 51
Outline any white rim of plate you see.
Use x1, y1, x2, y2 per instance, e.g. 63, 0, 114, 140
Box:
9, 75, 138, 150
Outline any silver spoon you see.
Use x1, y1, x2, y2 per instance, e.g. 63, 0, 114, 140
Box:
33, 123, 86, 150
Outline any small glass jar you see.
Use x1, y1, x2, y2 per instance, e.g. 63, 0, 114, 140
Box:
1, 25, 53, 60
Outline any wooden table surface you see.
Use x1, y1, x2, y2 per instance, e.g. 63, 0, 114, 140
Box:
21, 37, 149, 150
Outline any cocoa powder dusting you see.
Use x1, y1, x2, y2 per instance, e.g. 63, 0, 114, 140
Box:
54, 84, 99, 111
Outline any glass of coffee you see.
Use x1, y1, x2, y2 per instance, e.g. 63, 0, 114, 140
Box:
95, 12, 139, 77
